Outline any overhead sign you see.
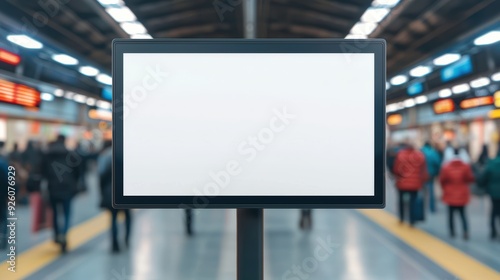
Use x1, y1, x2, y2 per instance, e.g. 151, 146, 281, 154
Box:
0, 79, 41, 107
441, 55, 473, 82
0, 49, 21, 66
387, 114, 402, 125
460, 96, 493, 109
495, 91, 500, 107
433, 98, 455, 114
407, 82, 423, 95
101, 87, 112, 101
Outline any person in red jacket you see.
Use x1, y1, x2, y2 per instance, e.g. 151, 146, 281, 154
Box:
393, 142, 428, 226
439, 148, 474, 240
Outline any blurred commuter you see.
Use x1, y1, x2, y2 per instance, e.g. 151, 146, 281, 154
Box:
22, 141, 44, 193
386, 141, 404, 177
421, 141, 441, 213
299, 209, 312, 230
185, 209, 193, 236
0, 142, 8, 249
8, 143, 22, 165
439, 148, 474, 240
472, 145, 490, 197
98, 140, 132, 252
393, 141, 428, 226
478, 149, 500, 240
42, 135, 80, 253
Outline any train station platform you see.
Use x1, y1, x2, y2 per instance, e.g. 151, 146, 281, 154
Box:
1, 172, 500, 280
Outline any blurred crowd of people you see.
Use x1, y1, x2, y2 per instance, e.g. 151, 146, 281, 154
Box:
387, 139, 500, 240
0, 136, 131, 253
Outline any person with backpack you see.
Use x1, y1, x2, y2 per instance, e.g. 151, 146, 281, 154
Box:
479, 148, 500, 240
439, 148, 474, 240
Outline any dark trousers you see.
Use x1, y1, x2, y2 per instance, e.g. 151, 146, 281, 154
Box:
448, 206, 468, 235
301, 209, 312, 218
50, 198, 72, 238
398, 190, 417, 224
0, 200, 6, 248
110, 209, 131, 246
491, 198, 500, 237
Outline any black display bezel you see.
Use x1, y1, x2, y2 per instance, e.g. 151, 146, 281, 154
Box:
112, 39, 386, 209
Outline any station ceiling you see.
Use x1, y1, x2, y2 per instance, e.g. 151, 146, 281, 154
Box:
1, 0, 499, 75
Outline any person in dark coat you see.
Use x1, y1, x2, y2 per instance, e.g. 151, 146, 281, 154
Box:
22, 140, 44, 193
393, 141, 428, 226
479, 148, 500, 240
439, 148, 474, 240
41, 135, 80, 253
98, 140, 131, 253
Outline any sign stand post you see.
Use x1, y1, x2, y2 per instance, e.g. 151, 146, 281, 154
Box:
237, 208, 264, 280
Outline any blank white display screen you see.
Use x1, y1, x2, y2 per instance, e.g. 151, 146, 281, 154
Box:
123, 53, 374, 196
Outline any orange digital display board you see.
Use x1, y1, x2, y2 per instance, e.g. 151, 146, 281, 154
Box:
387, 114, 402, 125
433, 99, 455, 114
0, 49, 21, 66
460, 96, 493, 109
0, 79, 41, 107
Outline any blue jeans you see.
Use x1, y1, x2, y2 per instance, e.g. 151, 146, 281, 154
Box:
425, 180, 436, 213
50, 198, 72, 238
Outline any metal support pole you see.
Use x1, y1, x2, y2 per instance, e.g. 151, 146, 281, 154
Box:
237, 208, 264, 280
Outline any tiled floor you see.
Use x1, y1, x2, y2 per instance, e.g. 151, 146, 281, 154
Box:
3, 171, 499, 279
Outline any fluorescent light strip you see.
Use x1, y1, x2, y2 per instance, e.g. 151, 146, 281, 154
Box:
6, 34, 43, 49
106, 7, 136, 22
346, 0, 401, 38
433, 53, 461, 66
409, 65, 432, 77
52, 54, 78, 65
53, 89, 64, 97
96, 73, 112, 85
41, 92, 54, 101
492, 72, 500, 82
79, 66, 99, 76
452, 83, 470, 94
474, 31, 500, 46
438, 88, 452, 98
415, 95, 428, 104
469, 77, 490, 88
98, 1, 151, 38
404, 98, 415, 108
390, 75, 408, 86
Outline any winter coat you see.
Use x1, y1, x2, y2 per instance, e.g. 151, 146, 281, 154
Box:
439, 159, 474, 206
421, 145, 441, 178
478, 156, 500, 199
41, 141, 80, 201
393, 147, 428, 191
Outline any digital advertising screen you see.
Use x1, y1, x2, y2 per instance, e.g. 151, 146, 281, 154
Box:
113, 40, 386, 208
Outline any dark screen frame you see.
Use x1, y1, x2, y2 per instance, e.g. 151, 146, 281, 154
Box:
112, 39, 386, 209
